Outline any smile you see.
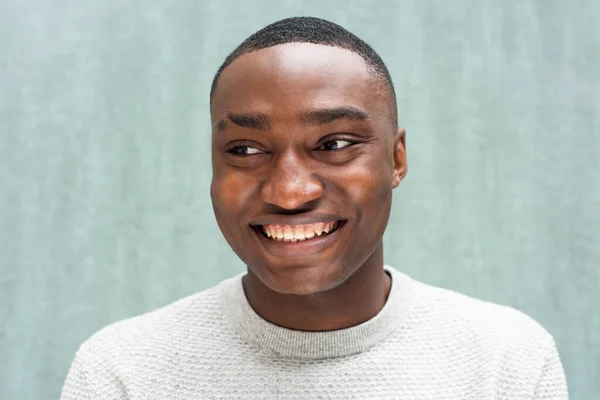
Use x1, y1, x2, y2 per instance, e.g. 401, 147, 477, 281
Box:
257, 221, 343, 242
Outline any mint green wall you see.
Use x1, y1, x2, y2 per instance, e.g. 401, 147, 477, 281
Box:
1, 1, 598, 398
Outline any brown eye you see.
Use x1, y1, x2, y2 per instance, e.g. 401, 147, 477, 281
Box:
226, 145, 264, 155
319, 139, 354, 151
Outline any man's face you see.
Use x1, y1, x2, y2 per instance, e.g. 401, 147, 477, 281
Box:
210, 43, 406, 295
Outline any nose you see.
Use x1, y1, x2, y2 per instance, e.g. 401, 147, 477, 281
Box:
260, 151, 323, 210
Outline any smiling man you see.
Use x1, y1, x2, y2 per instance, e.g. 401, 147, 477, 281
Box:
62, 17, 568, 399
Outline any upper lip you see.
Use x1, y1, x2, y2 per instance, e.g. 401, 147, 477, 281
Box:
249, 213, 346, 226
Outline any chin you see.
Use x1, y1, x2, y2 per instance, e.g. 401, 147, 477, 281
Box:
255, 260, 349, 296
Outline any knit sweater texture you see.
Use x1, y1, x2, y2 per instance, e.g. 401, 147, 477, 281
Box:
61, 266, 568, 399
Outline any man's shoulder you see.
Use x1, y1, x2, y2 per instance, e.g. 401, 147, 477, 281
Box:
408, 276, 556, 352
390, 272, 566, 397
75, 273, 242, 363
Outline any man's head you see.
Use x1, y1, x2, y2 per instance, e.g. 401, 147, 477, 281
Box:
209, 17, 407, 295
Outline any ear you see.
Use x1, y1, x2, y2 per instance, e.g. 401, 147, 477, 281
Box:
392, 127, 407, 188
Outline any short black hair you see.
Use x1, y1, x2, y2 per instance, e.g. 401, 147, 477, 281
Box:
210, 16, 397, 125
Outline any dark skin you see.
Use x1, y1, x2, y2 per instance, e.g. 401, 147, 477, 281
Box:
210, 43, 407, 331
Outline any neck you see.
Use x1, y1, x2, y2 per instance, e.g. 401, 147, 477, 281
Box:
242, 249, 391, 332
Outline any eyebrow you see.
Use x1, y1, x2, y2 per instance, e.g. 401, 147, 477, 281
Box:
301, 106, 369, 126
215, 106, 368, 132
217, 113, 271, 132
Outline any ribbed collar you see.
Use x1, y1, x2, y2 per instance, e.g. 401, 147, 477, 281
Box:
218, 265, 414, 360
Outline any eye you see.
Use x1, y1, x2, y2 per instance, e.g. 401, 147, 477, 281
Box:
318, 139, 354, 151
226, 145, 264, 156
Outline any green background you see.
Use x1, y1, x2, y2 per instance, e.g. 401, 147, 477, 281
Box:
1, 1, 598, 398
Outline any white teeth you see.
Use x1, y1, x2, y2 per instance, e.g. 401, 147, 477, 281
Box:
305, 225, 315, 239
294, 226, 306, 240
314, 223, 324, 236
261, 221, 341, 242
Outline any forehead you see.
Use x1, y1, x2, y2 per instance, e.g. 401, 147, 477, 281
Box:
211, 43, 391, 123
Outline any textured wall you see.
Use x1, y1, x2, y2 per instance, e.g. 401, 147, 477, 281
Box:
0, 1, 598, 398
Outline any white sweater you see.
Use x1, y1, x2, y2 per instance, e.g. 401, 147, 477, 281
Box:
61, 266, 568, 399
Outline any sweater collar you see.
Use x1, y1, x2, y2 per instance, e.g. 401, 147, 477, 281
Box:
219, 265, 413, 360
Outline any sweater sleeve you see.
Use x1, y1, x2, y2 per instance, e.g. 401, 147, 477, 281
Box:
60, 351, 98, 400
60, 347, 130, 400
532, 340, 568, 399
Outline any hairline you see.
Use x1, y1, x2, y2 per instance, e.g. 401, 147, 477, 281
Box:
210, 43, 398, 127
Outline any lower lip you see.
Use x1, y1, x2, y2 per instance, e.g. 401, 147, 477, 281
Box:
251, 222, 346, 259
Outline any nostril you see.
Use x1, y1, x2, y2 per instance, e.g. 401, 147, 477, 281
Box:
261, 179, 324, 210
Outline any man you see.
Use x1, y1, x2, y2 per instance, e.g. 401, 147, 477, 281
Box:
61, 17, 568, 399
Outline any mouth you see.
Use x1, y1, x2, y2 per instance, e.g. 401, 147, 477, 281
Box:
249, 218, 348, 259
251, 220, 345, 243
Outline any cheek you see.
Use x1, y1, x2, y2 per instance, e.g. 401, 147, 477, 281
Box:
210, 171, 254, 219
345, 162, 392, 209
210, 171, 258, 257
330, 164, 392, 266
340, 162, 393, 237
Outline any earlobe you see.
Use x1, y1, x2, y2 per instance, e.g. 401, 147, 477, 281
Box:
392, 127, 407, 188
